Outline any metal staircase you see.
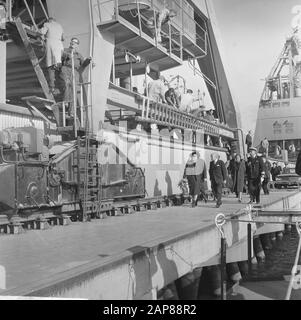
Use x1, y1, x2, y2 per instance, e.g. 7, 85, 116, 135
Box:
14, 16, 54, 101
76, 135, 101, 221
6, 0, 55, 102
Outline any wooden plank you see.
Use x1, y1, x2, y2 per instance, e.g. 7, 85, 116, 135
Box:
15, 17, 54, 101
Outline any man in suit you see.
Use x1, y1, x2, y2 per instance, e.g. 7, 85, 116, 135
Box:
209, 153, 227, 208
246, 147, 265, 204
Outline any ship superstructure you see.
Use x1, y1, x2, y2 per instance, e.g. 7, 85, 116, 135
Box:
254, 30, 301, 162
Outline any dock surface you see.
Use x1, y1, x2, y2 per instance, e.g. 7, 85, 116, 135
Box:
0, 191, 294, 296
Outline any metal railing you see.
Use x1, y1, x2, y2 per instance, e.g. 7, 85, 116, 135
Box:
139, 96, 227, 136
60, 82, 92, 137
95, 0, 208, 58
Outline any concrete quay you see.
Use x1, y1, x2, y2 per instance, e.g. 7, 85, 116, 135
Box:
0, 191, 300, 299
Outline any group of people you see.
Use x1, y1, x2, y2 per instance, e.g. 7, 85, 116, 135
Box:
40, 17, 93, 117
147, 76, 217, 122
183, 151, 227, 209
183, 144, 281, 209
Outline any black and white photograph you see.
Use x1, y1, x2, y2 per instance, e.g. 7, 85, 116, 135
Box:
1, 0, 301, 307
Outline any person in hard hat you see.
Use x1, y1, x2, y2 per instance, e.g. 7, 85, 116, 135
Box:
60, 37, 92, 117
40, 17, 64, 93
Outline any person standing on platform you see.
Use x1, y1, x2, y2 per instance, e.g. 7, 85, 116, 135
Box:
60, 37, 92, 117
270, 162, 281, 181
261, 137, 269, 156
148, 75, 167, 104
261, 156, 271, 195
245, 130, 253, 153
209, 153, 227, 208
155, 8, 177, 43
40, 17, 64, 94
165, 87, 180, 108
0, 0, 7, 38
180, 89, 195, 113
246, 147, 265, 204
230, 154, 246, 202
283, 162, 290, 174
184, 152, 207, 207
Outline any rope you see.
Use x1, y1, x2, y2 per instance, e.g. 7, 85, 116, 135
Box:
285, 222, 301, 300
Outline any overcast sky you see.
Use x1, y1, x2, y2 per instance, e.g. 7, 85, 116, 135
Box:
212, 0, 300, 132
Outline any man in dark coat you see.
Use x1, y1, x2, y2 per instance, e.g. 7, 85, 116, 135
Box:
60, 37, 92, 117
261, 156, 271, 195
270, 162, 281, 181
209, 152, 227, 208
246, 130, 253, 153
246, 147, 265, 204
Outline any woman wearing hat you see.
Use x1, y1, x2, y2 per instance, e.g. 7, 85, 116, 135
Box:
184, 152, 207, 207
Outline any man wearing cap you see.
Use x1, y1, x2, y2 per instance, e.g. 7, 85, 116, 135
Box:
60, 37, 92, 116
209, 152, 227, 208
246, 147, 265, 204
40, 17, 64, 93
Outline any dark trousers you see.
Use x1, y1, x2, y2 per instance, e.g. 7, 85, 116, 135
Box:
262, 179, 269, 195
211, 181, 223, 205
47, 66, 56, 88
248, 178, 261, 203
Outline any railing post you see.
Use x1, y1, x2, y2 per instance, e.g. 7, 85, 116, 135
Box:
71, 50, 78, 137
62, 102, 66, 127
146, 98, 150, 119
215, 213, 227, 300
115, 0, 119, 20
80, 84, 84, 126
168, 20, 172, 55
37, 0, 49, 20
136, 0, 142, 37
247, 223, 252, 274
221, 236, 227, 300
152, 0, 158, 46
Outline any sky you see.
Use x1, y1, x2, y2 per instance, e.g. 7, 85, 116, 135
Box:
211, 0, 301, 132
